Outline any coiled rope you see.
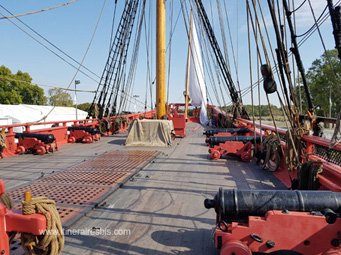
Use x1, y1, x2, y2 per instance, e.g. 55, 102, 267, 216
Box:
21, 196, 64, 255
0, 192, 15, 242
0, 128, 6, 158
0, 192, 12, 209
262, 133, 281, 172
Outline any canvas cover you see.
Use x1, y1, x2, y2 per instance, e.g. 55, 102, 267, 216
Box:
125, 119, 174, 147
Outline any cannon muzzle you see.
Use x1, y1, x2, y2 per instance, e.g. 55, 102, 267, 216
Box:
68, 126, 100, 135
205, 188, 341, 222
203, 128, 250, 137
15, 133, 56, 144
207, 136, 261, 147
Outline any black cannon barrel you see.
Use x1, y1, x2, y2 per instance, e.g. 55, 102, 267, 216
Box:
68, 126, 100, 135
203, 128, 250, 137
15, 133, 56, 144
207, 136, 261, 147
204, 188, 341, 222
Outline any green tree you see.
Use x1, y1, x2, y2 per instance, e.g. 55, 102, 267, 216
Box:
0, 65, 46, 105
306, 49, 341, 117
220, 104, 282, 117
77, 102, 92, 112
48, 88, 73, 107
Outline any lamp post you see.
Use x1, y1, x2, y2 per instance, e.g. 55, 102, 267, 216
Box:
75, 80, 80, 120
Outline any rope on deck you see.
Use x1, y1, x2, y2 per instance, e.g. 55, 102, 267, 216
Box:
21, 197, 64, 255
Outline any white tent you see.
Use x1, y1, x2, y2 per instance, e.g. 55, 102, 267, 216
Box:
0, 104, 88, 132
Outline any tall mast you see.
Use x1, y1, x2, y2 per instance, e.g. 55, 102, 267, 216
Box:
156, 0, 167, 119
184, 12, 193, 121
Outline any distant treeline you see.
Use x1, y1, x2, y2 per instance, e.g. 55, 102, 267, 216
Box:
220, 104, 283, 117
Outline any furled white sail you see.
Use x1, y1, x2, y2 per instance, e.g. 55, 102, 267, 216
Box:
188, 17, 208, 125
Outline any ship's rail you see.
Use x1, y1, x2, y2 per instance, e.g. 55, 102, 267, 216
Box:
0, 110, 155, 158
237, 118, 341, 192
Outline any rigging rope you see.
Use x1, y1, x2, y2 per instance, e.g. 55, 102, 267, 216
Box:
307, 0, 340, 93
0, 0, 80, 20
91, 0, 139, 118
216, 0, 230, 70
34, 0, 108, 123
253, 0, 293, 123
181, 0, 225, 107
247, 7, 257, 152
114, 0, 146, 115
247, 0, 295, 176
0, 75, 96, 93
143, 1, 153, 112
182, 2, 212, 104
119, 0, 147, 114
222, 0, 241, 97
297, 0, 341, 51
296, 5, 328, 38
266, 1, 301, 164
166, 0, 174, 105
292, 0, 307, 13
194, 0, 248, 119
0, 5, 100, 81
195, 5, 225, 105
109, 0, 118, 52
1, 1, 107, 124
229, 0, 341, 107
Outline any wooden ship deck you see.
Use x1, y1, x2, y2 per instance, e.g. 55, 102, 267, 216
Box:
2, 122, 285, 255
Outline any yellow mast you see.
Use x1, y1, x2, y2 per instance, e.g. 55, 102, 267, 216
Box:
184, 12, 193, 121
156, 0, 167, 119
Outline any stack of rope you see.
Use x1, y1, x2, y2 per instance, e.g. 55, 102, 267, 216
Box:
21, 196, 64, 255
259, 133, 281, 172
0, 192, 16, 242
0, 128, 6, 158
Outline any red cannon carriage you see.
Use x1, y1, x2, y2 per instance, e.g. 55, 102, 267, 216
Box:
15, 133, 58, 155
207, 136, 262, 160
67, 126, 101, 143
205, 188, 341, 255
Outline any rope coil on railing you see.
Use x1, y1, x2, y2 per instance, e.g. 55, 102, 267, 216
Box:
0, 128, 6, 158
0, 192, 16, 242
21, 196, 64, 255
0, 192, 13, 209
261, 134, 281, 172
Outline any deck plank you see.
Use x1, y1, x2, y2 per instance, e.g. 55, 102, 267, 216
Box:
62, 123, 285, 255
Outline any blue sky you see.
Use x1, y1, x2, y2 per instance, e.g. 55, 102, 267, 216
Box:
0, 0, 335, 112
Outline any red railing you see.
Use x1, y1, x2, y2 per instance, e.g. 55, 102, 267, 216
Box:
238, 118, 341, 192
0, 111, 155, 158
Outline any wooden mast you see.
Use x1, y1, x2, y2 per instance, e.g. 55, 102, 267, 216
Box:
184, 12, 193, 121
156, 0, 167, 119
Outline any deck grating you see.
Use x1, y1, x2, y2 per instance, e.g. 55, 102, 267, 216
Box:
66, 164, 140, 172
9, 183, 111, 206
37, 171, 129, 186
12, 203, 82, 225
6, 150, 159, 254
10, 235, 21, 253
7, 150, 159, 228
